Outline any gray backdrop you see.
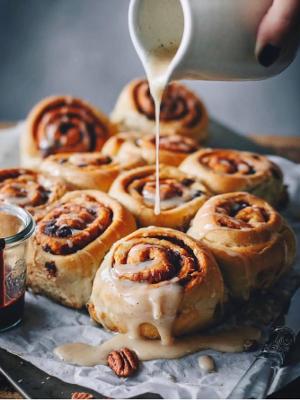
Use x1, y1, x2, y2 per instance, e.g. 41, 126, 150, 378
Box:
0, 0, 299, 135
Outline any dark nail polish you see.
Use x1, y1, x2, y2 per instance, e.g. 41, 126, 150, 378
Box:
258, 44, 281, 67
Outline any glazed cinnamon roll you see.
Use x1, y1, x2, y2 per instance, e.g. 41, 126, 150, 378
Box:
88, 227, 226, 342
188, 192, 296, 300
40, 152, 144, 191
180, 148, 286, 208
111, 79, 208, 142
26, 190, 136, 308
21, 96, 116, 169
109, 165, 210, 230
103, 132, 200, 166
0, 168, 66, 220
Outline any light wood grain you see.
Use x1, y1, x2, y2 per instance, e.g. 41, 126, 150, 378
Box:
250, 135, 300, 163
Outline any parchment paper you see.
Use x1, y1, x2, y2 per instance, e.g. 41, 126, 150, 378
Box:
0, 122, 300, 399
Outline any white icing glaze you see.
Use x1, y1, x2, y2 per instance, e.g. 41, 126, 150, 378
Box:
143, 192, 186, 210
54, 235, 261, 367
154, 97, 162, 215
91, 256, 183, 345
159, 196, 186, 209
55, 247, 261, 367
145, 46, 179, 215
54, 326, 260, 367
113, 260, 155, 276
143, 187, 200, 210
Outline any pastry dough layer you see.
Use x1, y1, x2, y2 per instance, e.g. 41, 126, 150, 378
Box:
109, 164, 210, 230
188, 192, 296, 299
27, 190, 136, 308
111, 79, 208, 142
88, 227, 226, 339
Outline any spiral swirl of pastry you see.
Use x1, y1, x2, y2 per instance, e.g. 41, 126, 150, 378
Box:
180, 148, 286, 208
188, 192, 296, 299
134, 80, 202, 126
41, 151, 144, 191
103, 132, 199, 166
27, 190, 136, 308
21, 96, 116, 169
0, 168, 66, 220
152, 134, 199, 153
109, 165, 210, 229
37, 195, 113, 255
111, 79, 208, 142
88, 227, 225, 341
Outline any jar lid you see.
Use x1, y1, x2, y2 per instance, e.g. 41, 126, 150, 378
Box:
0, 203, 35, 247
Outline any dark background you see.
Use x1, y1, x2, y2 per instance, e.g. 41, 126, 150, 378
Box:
0, 0, 299, 135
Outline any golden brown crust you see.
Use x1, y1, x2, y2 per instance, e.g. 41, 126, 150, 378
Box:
40, 152, 145, 191
21, 95, 117, 169
88, 227, 226, 338
188, 192, 296, 299
26, 190, 136, 308
103, 132, 200, 167
111, 79, 208, 142
102, 132, 144, 160
0, 168, 66, 220
180, 148, 286, 208
109, 164, 210, 230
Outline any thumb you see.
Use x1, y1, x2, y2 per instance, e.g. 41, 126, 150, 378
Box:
256, 0, 300, 67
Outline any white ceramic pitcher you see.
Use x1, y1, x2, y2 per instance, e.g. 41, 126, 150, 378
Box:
129, 0, 294, 82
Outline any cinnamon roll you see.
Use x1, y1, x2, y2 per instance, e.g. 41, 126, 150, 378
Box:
40, 152, 144, 191
0, 168, 66, 220
102, 131, 200, 166
188, 192, 296, 300
109, 165, 210, 230
88, 227, 226, 342
26, 190, 136, 308
180, 148, 286, 208
111, 79, 208, 142
21, 96, 116, 169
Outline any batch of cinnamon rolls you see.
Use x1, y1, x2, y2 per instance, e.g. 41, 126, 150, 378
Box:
1, 78, 296, 342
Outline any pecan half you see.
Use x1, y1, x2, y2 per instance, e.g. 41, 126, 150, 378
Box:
107, 348, 139, 377
71, 392, 94, 399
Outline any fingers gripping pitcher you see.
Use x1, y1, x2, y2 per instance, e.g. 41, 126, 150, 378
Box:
128, 0, 295, 215
129, 0, 295, 83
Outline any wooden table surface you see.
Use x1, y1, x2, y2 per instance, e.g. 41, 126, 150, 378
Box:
250, 134, 300, 163
0, 124, 300, 399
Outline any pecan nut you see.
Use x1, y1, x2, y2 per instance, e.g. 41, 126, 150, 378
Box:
71, 392, 94, 399
243, 339, 258, 352
107, 348, 139, 377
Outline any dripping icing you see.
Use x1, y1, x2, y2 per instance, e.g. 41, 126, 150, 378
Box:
54, 326, 261, 367
145, 45, 179, 215
54, 254, 261, 366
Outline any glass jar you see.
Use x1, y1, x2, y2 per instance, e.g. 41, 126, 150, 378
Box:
0, 204, 35, 331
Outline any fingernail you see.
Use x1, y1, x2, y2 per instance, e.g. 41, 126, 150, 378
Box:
257, 44, 281, 67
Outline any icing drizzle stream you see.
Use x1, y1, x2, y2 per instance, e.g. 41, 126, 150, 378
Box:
145, 46, 178, 215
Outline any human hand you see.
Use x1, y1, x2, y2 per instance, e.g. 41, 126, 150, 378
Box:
256, 0, 300, 67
